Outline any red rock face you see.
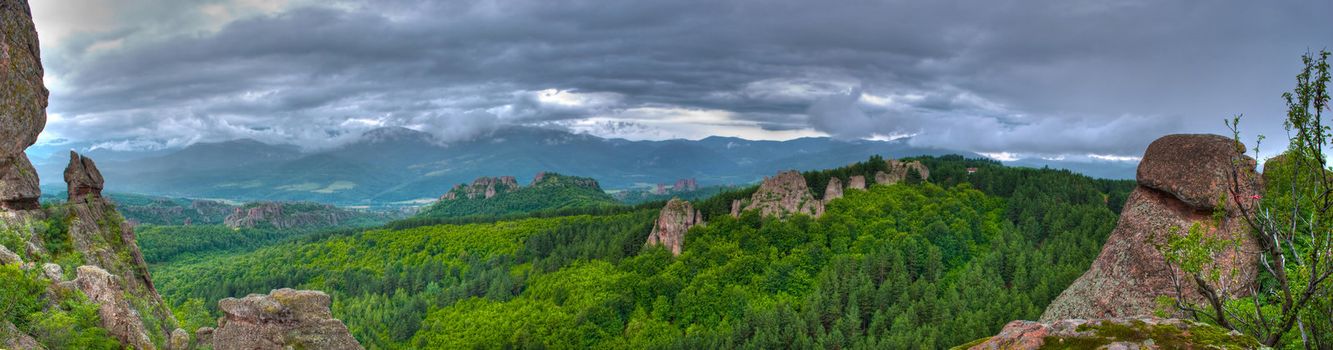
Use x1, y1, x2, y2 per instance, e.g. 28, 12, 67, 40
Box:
823, 177, 844, 202
744, 170, 822, 218
967, 318, 1255, 349
645, 198, 702, 256
1137, 134, 1259, 210
875, 160, 930, 185
847, 175, 866, 190
673, 178, 698, 192
63, 151, 104, 202
212, 289, 363, 350
1040, 133, 1261, 321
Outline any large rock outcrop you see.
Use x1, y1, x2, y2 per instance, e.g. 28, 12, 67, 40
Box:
211, 288, 363, 350
874, 159, 930, 185
441, 176, 520, 200
1040, 134, 1262, 321
847, 175, 866, 191
744, 170, 823, 218
645, 198, 702, 256
962, 318, 1258, 350
72, 265, 157, 349
823, 177, 844, 202
0, 0, 46, 214
65, 150, 105, 201
222, 202, 358, 229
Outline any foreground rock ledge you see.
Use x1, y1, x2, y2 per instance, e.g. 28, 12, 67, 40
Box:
959, 318, 1259, 350
212, 288, 363, 350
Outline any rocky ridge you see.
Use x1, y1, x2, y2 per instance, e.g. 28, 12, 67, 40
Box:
740, 170, 823, 218
645, 198, 703, 256
874, 159, 930, 185
222, 202, 362, 229
441, 176, 519, 200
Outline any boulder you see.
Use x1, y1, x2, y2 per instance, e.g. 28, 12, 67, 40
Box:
0, 243, 20, 264
1137, 134, 1259, 210
1, 320, 41, 350
73, 265, 157, 350
212, 288, 363, 350
824, 177, 844, 202
0, 153, 40, 211
1041, 134, 1261, 321
744, 170, 822, 218
64, 151, 105, 202
0, 0, 48, 160
170, 328, 189, 350
962, 318, 1259, 350
40, 262, 61, 281
847, 175, 866, 191
645, 198, 702, 256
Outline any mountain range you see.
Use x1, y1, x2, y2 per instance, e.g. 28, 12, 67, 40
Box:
29, 126, 1135, 206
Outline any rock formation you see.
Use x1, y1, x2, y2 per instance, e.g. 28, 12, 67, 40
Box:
964, 318, 1258, 349
211, 288, 363, 350
730, 199, 742, 218
442, 176, 520, 200
874, 159, 930, 185
847, 175, 866, 191
823, 177, 844, 202
72, 265, 158, 349
673, 178, 698, 192
743, 170, 822, 218
645, 198, 702, 255
0, 153, 40, 211
65, 150, 105, 201
222, 202, 359, 229
0, 0, 45, 214
1041, 134, 1262, 321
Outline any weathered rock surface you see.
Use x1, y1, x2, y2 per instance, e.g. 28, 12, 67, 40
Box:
222, 202, 356, 229
73, 265, 157, 350
1041, 134, 1262, 321
442, 176, 520, 200
847, 175, 866, 191
875, 160, 930, 185
0, 153, 40, 211
823, 177, 844, 202
963, 318, 1258, 350
40, 262, 61, 280
744, 170, 822, 218
730, 199, 742, 218
645, 198, 702, 256
1, 320, 41, 350
64, 151, 105, 201
212, 288, 363, 350
170, 328, 189, 350
1137, 134, 1258, 210
0, 0, 48, 160
0, 243, 19, 264
673, 178, 698, 192
195, 327, 215, 347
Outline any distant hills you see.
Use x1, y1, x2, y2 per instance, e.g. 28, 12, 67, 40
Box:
30, 126, 1135, 206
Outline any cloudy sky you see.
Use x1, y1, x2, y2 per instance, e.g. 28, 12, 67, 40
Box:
28, 0, 1333, 161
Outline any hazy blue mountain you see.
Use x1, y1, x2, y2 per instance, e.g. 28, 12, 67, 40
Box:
31, 126, 1133, 205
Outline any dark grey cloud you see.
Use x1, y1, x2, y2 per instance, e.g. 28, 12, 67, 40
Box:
32, 0, 1333, 159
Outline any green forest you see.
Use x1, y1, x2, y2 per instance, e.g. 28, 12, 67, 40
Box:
142, 155, 1133, 349
415, 173, 623, 220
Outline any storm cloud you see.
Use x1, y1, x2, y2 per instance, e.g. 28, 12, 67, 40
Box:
31, 0, 1333, 159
